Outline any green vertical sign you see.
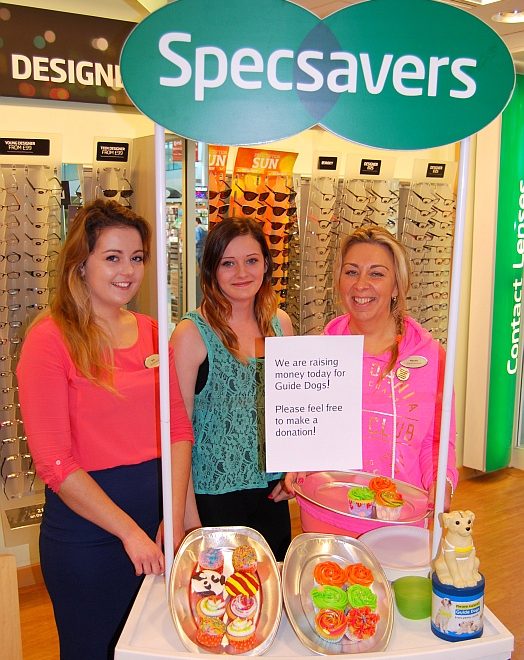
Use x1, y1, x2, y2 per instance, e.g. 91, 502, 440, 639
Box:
487, 74, 524, 470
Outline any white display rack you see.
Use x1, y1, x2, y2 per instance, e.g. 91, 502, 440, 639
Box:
115, 575, 514, 660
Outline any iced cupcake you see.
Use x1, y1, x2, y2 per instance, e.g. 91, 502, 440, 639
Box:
226, 594, 258, 620
347, 486, 375, 518
232, 545, 257, 573
345, 563, 374, 588
196, 595, 227, 620
311, 585, 348, 612
346, 584, 377, 611
224, 571, 260, 598
196, 616, 226, 647
375, 489, 404, 521
198, 548, 224, 573
314, 609, 347, 643
346, 606, 380, 641
368, 476, 395, 495
226, 617, 257, 650
313, 561, 347, 588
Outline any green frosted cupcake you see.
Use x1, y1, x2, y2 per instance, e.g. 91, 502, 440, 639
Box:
310, 585, 348, 611
347, 584, 378, 610
347, 486, 375, 518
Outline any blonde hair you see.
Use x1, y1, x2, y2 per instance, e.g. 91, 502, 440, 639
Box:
334, 225, 411, 374
200, 217, 278, 362
43, 199, 151, 389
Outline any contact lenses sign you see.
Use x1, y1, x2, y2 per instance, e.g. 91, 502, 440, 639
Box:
121, 0, 515, 149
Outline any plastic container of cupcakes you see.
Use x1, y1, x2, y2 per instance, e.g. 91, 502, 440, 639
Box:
282, 533, 394, 655
169, 526, 282, 655
294, 471, 431, 536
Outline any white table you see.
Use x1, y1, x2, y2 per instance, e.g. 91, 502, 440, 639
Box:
115, 575, 514, 659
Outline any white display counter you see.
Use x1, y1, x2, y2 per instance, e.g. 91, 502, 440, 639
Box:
115, 575, 514, 659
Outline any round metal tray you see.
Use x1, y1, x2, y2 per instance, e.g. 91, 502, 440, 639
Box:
294, 470, 431, 525
169, 526, 282, 655
282, 533, 394, 655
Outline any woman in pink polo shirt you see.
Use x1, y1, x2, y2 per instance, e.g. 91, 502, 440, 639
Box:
17, 200, 193, 660
286, 225, 457, 534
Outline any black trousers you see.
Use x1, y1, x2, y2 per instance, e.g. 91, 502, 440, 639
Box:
195, 479, 291, 561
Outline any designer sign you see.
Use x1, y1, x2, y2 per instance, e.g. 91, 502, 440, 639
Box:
120, 0, 515, 149
265, 336, 364, 472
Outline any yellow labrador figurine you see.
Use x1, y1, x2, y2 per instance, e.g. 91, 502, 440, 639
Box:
433, 510, 481, 588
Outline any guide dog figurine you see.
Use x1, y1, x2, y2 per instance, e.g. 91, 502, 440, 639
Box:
433, 510, 481, 588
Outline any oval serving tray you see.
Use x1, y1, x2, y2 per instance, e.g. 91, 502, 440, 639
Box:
294, 470, 430, 525
282, 533, 394, 655
169, 526, 282, 656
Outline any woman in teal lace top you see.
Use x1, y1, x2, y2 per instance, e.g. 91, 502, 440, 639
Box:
170, 217, 294, 559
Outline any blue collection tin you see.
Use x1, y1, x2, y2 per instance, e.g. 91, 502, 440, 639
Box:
431, 571, 485, 642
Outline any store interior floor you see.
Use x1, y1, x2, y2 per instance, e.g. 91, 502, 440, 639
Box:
18, 467, 523, 660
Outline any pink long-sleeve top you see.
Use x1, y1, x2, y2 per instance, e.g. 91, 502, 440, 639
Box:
17, 313, 193, 493
324, 314, 458, 492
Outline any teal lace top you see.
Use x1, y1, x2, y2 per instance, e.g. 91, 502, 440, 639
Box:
184, 311, 283, 495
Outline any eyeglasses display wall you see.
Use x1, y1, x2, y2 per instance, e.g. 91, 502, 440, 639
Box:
230, 173, 300, 317
402, 181, 455, 346
300, 173, 400, 336
0, 163, 63, 503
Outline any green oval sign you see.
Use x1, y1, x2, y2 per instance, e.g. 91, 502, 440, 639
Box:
120, 0, 515, 149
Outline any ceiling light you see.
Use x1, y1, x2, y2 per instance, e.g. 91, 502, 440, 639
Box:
492, 10, 524, 22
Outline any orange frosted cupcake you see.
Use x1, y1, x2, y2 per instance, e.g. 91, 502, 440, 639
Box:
368, 476, 395, 494
345, 563, 374, 587
346, 606, 380, 641
313, 561, 347, 588
196, 616, 226, 647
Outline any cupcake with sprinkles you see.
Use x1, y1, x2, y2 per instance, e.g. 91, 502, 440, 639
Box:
232, 544, 258, 573
198, 547, 224, 573
196, 616, 226, 647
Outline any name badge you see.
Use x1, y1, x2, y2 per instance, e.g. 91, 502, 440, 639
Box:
400, 355, 428, 369
144, 354, 160, 368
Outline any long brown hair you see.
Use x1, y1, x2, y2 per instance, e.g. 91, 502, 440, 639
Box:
334, 225, 411, 374
47, 199, 151, 388
200, 217, 278, 361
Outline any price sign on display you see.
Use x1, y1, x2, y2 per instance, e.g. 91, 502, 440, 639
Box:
265, 336, 363, 472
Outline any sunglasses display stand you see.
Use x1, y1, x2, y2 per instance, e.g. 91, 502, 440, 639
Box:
402, 181, 456, 347
0, 161, 63, 545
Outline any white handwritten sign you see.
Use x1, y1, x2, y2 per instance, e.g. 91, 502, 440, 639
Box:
265, 335, 363, 472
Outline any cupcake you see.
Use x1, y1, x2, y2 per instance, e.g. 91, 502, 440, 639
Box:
196, 616, 226, 647
232, 545, 257, 573
375, 489, 404, 521
314, 609, 347, 643
198, 548, 224, 573
368, 476, 395, 494
346, 584, 378, 611
226, 594, 257, 620
347, 486, 375, 518
224, 571, 260, 598
310, 585, 348, 612
191, 569, 226, 597
346, 606, 380, 641
313, 561, 347, 588
195, 595, 227, 620
345, 563, 374, 588
226, 617, 257, 651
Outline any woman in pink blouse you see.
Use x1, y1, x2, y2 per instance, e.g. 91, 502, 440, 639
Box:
17, 199, 194, 660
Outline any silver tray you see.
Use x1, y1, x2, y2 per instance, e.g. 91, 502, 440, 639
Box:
294, 470, 430, 525
169, 526, 282, 655
282, 533, 393, 655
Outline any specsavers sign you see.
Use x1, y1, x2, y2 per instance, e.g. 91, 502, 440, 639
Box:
120, 0, 515, 149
